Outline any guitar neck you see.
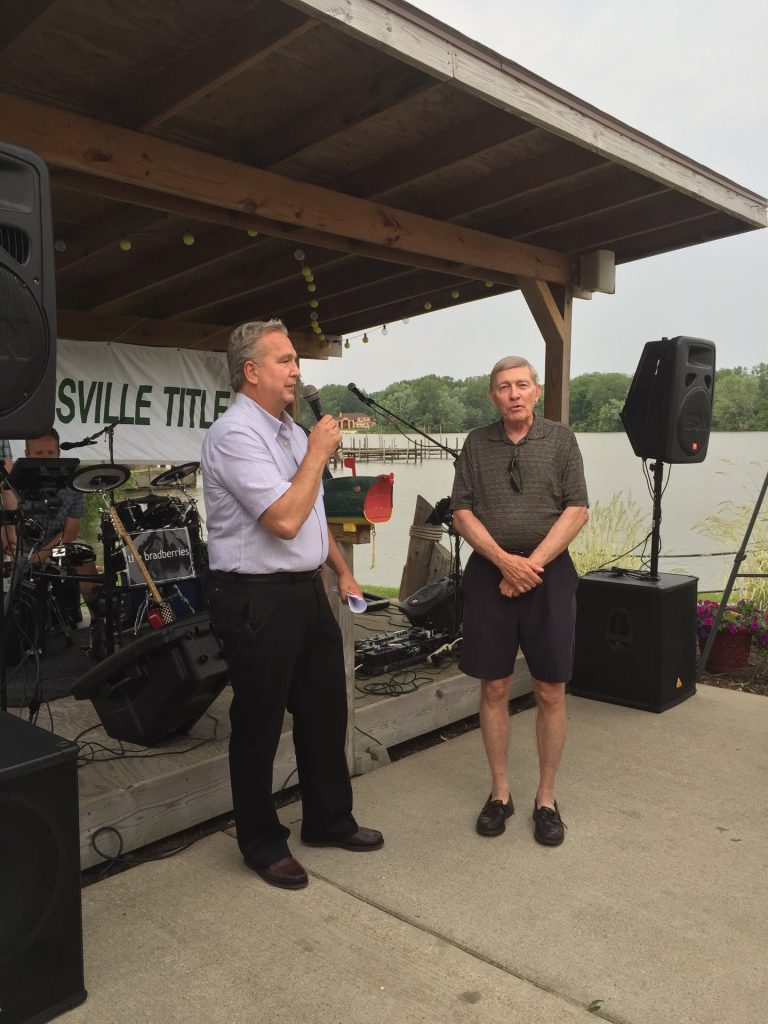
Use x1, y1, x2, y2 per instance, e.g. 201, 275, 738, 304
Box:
107, 507, 168, 608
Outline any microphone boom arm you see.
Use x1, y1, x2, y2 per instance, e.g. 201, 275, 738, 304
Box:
347, 384, 459, 461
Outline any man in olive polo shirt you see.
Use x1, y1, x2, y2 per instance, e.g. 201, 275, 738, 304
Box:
451, 356, 589, 846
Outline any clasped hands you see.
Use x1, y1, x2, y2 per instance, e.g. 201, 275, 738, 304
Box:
498, 552, 544, 598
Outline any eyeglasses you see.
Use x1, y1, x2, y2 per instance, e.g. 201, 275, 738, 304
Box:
508, 444, 525, 494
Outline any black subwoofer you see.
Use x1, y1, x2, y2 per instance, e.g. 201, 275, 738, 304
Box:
570, 571, 697, 712
0, 712, 87, 1024
72, 613, 229, 745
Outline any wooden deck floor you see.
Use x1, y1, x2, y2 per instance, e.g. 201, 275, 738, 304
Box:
29, 606, 532, 870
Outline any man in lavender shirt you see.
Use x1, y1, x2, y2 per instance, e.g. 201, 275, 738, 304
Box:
202, 319, 383, 890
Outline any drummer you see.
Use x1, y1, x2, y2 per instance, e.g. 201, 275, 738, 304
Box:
4, 429, 98, 601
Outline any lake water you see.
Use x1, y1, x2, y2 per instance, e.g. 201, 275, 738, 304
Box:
185, 432, 766, 592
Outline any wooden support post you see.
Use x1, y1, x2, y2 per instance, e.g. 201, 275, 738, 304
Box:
518, 278, 574, 424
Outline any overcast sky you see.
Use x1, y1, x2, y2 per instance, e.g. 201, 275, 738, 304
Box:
305, 0, 767, 395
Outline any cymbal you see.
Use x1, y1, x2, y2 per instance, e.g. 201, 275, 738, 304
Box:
70, 463, 131, 493
150, 462, 200, 487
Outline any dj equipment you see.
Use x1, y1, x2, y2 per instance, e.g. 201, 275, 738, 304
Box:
72, 613, 228, 745
620, 336, 716, 463
354, 626, 452, 677
0, 142, 57, 438
0, 712, 87, 1023
570, 571, 697, 712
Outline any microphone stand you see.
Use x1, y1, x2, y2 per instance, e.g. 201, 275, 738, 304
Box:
350, 388, 459, 461
351, 387, 463, 638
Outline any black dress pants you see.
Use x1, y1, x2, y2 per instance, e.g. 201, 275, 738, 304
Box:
206, 570, 356, 867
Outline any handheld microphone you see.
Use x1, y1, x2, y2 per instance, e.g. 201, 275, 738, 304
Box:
348, 382, 372, 406
301, 384, 325, 421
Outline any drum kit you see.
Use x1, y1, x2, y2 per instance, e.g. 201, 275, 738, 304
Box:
2, 460, 207, 666
69, 461, 207, 658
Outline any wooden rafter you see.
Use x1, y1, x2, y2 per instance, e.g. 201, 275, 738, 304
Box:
55, 209, 170, 273
246, 68, 437, 167
109, 3, 316, 131
57, 310, 340, 357
0, 0, 59, 54
0, 95, 572, 285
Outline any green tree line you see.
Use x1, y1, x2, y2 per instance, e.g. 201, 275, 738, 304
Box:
302, 364, 768, 433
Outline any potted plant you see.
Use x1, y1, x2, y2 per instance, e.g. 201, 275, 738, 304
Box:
696, 599, 768, 673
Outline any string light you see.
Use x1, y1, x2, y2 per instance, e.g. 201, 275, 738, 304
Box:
309, 299, 319, 309
450, 288, 460, 299
119, 238, 132, 252
344, 339, 350, 349
423, 300, 432, 310
293, 250, 305, 262
54, 239, 67, 252
182, 231, 195, 246
485, 280, 494, 288
362, 333, 369, 344
307, 282, 317, 292
381, 324, 388, 336
247, 229, 259, 237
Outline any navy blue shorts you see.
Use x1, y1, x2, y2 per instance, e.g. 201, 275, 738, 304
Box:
459, 550, 578, 683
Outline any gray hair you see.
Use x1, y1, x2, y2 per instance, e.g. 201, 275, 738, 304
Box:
489, 356, 540, 388
227, 319, 288, 392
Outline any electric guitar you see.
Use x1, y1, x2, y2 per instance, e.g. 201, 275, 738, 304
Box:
107, 505, 176, 628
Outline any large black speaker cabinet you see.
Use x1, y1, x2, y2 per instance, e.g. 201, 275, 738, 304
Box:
0, 712, 87, 1024
571, 571, 697, 712
71, 613, 229, 746
620, 336, 715, 463
0, 141, 57, 439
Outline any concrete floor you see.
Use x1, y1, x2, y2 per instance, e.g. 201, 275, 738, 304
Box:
60, 685, 767, 1024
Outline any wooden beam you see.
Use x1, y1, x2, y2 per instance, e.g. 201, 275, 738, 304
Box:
55, 209, 170, 273
517, 279, 573, 423
337, 109, 536, 197
48, 170, 527, 291
0, 95, 573, 286
426, 147, 608, 221
286, 0, 766, 227
110, 3, 316, 130
0, 0, 58, 54
246, 68, 436, 167
57, 310, 340, 358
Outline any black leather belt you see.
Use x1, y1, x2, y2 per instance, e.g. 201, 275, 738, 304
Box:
208, 568, 322, 584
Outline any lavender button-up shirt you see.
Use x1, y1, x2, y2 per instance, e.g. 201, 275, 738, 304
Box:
201, 393, 328, 573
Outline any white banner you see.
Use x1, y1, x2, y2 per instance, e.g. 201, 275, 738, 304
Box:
54, 339, 232, 463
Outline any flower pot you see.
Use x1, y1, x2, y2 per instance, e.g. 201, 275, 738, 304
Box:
699, 630, 752, 673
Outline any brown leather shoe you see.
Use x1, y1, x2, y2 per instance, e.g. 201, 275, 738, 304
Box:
476, 793, 515, 836
532, 801, 566, 846
303, 827, 384, 851
248, 855, 308, 889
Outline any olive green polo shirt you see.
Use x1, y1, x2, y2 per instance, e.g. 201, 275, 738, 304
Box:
451, 416, 589, 553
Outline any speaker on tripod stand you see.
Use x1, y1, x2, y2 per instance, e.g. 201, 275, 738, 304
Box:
571, 336, 715, 712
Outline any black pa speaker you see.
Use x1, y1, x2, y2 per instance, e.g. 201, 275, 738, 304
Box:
620, 336, 715, 463
0, 712, 87, 1024
72, 613, 229, 745
398, 573, 462, 635
570, 571, 697, 712
0, 141, 57, 439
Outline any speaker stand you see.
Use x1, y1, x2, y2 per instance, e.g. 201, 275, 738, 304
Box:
649, 459, 665, 580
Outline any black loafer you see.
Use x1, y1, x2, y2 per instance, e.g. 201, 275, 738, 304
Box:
476, 793, 515, 836
247, 855, 308, 889
303, 827, 384, 851
532, 801, 566, 846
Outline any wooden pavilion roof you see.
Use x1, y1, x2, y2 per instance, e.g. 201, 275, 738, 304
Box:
1, 0, 765, 358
